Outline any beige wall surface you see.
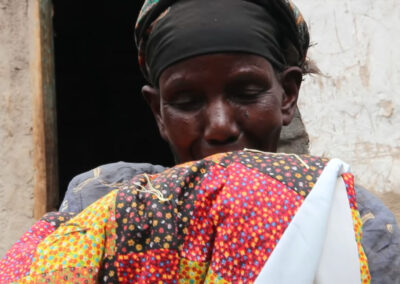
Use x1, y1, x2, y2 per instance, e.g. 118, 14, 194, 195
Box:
0, 0, 36, 255
296, 0, 400, 219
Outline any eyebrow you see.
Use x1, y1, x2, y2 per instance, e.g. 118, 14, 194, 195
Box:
161, 72, 194, 91
162, 62, 273, 90
230, 62, 273, 76
227, 66, 274, 85
162, 79, 198, 95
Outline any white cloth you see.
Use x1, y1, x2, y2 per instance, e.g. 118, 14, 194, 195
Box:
255, 159, 361, 284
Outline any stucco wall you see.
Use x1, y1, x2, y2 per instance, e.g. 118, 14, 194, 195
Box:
0, 0, 36, 255
296, 0, 400, 218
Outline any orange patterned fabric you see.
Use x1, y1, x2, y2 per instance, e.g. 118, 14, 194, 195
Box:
342, 173, 371, 283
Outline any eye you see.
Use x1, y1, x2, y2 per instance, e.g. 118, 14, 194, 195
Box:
163, 93, 204, 111
229, 85, 267, 104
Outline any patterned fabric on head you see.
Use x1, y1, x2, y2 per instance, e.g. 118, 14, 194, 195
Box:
135, 0, 310, 85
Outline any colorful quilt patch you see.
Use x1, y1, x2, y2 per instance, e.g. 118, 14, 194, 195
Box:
0, 220, 55, 283
114, 159, 213, 255
0, 151, 370, 283
342, 173, 358, 209
20, 267, 98, 283
202, 163, 303, 283
41, 211, 76, 228
219, 151, 328, 197
204, 268, 230, 284
29, 190, 117, 277
178, 258, 209, 283
116, 249, 179, 283
342, 173, 370, 283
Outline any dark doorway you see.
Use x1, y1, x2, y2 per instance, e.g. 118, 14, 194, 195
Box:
53, 0, 174, 204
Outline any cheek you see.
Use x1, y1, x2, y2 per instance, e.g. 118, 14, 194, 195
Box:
239, 101, 283, 142
242, 98, 283, 126
247, 111, 282, 134
161, 107, 202, 148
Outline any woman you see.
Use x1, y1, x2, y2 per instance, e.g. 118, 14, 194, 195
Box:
0, 0, 398, 282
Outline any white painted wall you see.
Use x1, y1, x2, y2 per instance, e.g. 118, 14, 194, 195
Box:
296, 0, 400, 194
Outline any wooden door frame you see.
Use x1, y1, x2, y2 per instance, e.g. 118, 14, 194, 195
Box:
33, 0, 58, 219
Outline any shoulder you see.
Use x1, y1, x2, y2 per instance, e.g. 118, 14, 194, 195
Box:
60, 162, 167, 213
355, 185, 400, 283
355, 185, 398, 226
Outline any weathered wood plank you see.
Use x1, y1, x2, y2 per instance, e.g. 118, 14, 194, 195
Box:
33, 0, 58, 219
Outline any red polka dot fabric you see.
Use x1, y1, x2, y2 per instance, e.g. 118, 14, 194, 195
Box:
0, 220, 55, 283
0, 151, 370, 283
0, 212, 75, 283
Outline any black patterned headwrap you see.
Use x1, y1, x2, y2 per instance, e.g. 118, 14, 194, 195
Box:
135, 0, 310, 85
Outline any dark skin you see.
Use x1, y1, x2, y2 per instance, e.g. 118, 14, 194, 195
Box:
143, 53, 302, 163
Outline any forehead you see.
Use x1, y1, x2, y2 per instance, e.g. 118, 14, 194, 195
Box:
158, 53, 276, 87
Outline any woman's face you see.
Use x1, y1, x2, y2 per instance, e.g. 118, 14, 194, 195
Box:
143, 53, 301, 163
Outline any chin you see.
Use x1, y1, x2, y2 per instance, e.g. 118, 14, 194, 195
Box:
194, 146, 241, 161
172, 142, 279, 164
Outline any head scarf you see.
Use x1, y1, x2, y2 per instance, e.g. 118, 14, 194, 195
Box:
135, 0, 310, 85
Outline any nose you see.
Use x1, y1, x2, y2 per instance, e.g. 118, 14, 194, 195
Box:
204, 99, 240, 145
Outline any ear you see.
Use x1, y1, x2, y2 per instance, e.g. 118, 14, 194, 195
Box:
280, 67, 302, 126
142, 85, 168, 141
